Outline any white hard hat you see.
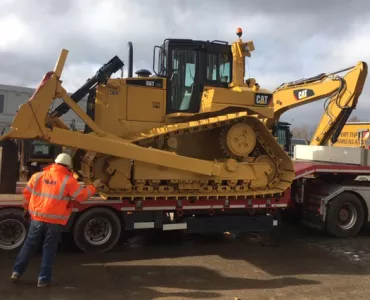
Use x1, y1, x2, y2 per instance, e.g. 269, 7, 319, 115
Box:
55, 153, 72, 167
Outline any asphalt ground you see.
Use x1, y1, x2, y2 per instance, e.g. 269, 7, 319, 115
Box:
2, 224, 370, 300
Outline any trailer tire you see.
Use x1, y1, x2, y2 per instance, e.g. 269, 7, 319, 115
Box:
73, 208, 122, 253
0, 209, 28, 252
326, 192, 365, 238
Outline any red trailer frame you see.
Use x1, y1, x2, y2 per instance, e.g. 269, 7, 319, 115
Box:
3, 160, 370, 253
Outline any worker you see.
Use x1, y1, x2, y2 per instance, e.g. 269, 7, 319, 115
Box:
9, 153, 102, 288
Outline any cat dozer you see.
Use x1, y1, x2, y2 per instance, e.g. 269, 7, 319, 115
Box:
0, 28, 295, 200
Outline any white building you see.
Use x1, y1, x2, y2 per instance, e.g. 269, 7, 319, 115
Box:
0, 83, 88, 133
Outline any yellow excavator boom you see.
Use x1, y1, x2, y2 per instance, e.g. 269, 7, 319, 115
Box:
266, 61, 368, 146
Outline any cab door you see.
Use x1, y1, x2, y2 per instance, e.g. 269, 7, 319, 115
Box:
166, 45, 201, 114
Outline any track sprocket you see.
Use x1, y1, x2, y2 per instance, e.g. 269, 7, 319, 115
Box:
220, 121, 257, 159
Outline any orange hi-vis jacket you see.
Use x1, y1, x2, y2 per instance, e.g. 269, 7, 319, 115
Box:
23, 164, 97, 226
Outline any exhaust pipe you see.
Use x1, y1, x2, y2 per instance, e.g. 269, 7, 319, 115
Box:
128, 42, 133, 78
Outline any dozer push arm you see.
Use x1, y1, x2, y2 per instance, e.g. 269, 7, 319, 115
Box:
0, 49, 224, 177
267, 61, 368, 146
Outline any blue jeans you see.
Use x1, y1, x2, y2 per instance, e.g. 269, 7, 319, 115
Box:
12, 219, 62, 282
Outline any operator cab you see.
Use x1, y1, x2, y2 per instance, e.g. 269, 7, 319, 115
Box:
153, 39, 233, 114
272, 122, 293, 156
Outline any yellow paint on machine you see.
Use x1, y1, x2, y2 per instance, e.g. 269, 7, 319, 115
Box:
335, 122, 370, 148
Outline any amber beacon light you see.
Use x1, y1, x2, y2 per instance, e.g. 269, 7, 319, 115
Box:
236, 27, 243, 38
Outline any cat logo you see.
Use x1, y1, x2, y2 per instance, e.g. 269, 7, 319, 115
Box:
293, 89, 315, 100
298, 90, 307, 99
254, 93, 271, 106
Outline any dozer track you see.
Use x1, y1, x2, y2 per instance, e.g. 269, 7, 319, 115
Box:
80, 112, 295, 200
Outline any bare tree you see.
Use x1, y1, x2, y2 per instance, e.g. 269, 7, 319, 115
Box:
291, 124, 314, 141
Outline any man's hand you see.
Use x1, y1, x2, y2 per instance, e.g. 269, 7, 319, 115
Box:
93, 179, 105, 189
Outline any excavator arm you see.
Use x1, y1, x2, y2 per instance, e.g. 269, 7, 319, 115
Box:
266, 61, 368, 146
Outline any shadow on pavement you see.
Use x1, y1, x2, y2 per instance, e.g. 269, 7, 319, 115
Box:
2, 223, 370, 299
0, 261, 319, 300
64, 225, 370, 277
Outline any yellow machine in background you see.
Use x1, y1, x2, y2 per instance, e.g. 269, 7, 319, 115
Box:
0, 28, 295, 199
335, 122, 370, 148
18, 139, 63, 181
266, 62, 368, 147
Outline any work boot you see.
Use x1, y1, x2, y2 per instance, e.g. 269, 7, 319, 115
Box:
10, 272, 20, 283
37, 280, 58, 288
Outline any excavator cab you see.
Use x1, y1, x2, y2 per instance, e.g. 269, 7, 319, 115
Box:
272, 122, 292, 155
18, 140, 63, 180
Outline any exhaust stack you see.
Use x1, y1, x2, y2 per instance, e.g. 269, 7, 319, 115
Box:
128, 42, 133, 78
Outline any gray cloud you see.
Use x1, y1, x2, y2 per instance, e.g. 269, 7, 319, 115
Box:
0, 0, 369, 128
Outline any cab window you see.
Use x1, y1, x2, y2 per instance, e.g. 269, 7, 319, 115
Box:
206, 53, 231, 84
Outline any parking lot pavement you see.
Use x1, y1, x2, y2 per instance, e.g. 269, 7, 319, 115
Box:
2, 225, 370, 300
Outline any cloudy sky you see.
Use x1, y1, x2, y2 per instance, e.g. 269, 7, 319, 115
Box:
0, 0, 369, 129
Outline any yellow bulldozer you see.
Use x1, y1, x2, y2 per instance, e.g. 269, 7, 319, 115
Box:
0, 28, 298, 200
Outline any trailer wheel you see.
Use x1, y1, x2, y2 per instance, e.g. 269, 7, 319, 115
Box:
0, 209, 28, 251
326, 192, 365, 238
73, 207, 122, 253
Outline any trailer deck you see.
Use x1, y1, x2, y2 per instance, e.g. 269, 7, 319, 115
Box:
293, 160, 370, 179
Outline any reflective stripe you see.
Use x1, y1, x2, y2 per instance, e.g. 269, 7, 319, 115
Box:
29, 210, 69, 220
31, 174, 71, 201
71, 186, 83, 198
32, 172, 42, 193
25, 185, 32, 193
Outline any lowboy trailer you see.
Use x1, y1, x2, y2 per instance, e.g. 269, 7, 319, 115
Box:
2, 145, 370, 253
0, 181, 290, 253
